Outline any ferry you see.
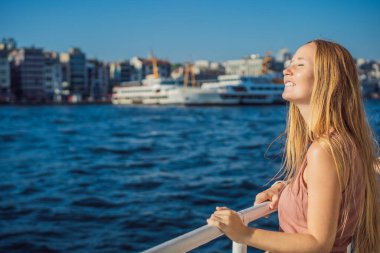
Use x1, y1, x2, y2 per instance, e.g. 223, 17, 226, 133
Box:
112, 75, 284, 106
111, 54, 284, 105
111, 77, 186, 105
185, 74, 284, 105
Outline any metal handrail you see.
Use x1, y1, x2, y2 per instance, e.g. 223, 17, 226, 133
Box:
143, 201, 276, 253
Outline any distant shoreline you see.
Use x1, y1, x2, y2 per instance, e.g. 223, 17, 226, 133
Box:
0, 101, 112, 106
1, 98, 379, 107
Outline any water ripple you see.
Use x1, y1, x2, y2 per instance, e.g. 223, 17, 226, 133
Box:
0, 101, 378, 253
71, 197, 124, 209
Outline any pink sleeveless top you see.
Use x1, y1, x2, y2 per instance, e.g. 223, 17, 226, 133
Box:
277, 157, 364, 253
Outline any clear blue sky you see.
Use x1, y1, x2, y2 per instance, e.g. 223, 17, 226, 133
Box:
0, 0, 379, 62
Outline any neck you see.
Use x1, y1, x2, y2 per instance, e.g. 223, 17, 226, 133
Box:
297, 104, 312, 129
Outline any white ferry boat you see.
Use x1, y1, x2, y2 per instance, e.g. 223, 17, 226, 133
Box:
184, 75, 284, 105
112, 75, 284, 106
112, 77, 186, 105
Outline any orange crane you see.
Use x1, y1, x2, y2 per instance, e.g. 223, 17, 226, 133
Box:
183, 63, 196, 88
261, 51, 272, 75
146, 51, 160, 79
261, 51, 284, 84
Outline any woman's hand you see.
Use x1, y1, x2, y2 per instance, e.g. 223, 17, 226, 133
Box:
207, 206, 249, 244
254, 181, 286, 211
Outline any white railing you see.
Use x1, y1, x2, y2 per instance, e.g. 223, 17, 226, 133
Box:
143, 201, 276, 253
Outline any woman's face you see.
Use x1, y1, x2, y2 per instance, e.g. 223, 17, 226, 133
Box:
282, 42, 316, 104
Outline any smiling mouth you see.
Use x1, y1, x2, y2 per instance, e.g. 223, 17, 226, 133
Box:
284, 82, 296, 87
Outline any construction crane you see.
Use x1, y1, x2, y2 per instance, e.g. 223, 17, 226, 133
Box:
261, 51, 272, 75
146, 51, 160, 79
261, 51, 284, 84
183, 63, 196, 88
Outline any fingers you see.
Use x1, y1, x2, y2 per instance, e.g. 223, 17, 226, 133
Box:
210, 207, 239, 221
207, 215, 226, 229
269, 194, 279, 210
210, 214, 224, 222
253, 189, 281, 210
214, 207, 235, 216
207, 218, 222, 227
254, 191, 269, 205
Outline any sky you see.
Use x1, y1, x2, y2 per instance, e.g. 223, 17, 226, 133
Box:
0, 0, 379, 62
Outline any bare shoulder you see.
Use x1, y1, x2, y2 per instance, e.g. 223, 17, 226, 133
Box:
306, 141, 333, 160
304, 141, 337, 186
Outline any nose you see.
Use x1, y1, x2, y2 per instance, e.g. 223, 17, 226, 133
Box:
283, 66, 291, 76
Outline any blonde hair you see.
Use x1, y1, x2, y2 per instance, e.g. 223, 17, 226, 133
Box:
272, 39, 380, 252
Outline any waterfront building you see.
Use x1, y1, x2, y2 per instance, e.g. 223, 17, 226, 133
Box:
109, 62, 121, 83
0, 48, 11, 102
86, 59, 110, 101
170, 61, 225, 83
193, 60, 224, 72
357, 60, 380, 98
373, 62, 380, 79
269, 48, 292, 73
109, 61, 133, 83
59, 53, 70, 100
223, 56, 264, 76
170, 65, 184, 80
194, 60, 211, 70
44, 52, 63, 102
60, 48, 87, 102
1, 38, 17, 52
9, 47, 46, 102
210, 62, 225, 72
275, 48, 292, 63
356, 58, 366, 66
130, 56, 171, 81
120, 61, 133, 82
192, 60, 225, 81
109, 61, 133, 94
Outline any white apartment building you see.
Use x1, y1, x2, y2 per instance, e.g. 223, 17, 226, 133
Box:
223, 56, 263, 76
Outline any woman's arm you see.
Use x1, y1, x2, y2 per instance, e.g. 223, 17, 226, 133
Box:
208, 141, 342, 253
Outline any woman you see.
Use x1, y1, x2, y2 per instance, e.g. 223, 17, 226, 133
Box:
207, 40, 380, 253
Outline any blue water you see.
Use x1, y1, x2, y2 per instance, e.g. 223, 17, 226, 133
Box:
1, 101, 379, 253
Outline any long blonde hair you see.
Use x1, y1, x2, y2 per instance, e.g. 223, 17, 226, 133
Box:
274, 39, 379, 252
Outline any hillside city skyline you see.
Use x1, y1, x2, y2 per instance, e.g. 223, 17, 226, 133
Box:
1, 38, 292, 64
2, 37, 379, 65
1, 36, 379, 105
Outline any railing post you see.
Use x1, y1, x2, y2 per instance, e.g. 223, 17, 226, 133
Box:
232, 241, 247, 253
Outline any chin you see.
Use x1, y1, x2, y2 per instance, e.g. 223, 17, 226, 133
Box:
282, 92, 292, 102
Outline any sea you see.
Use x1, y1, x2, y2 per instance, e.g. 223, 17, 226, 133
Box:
1, 100, 379, 253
